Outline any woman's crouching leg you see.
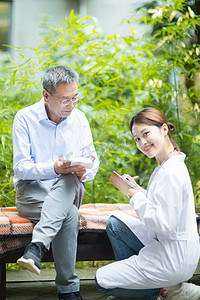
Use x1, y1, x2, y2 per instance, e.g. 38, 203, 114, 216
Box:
95, 260, 161, 299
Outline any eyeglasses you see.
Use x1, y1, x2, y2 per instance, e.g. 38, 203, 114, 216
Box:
56, 93, 79, 106
46, 89, 79, 106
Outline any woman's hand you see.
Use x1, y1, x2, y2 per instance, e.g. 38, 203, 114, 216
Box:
127, 187, 141, 198
122, 173, 137, 186
122, 173, 141, 198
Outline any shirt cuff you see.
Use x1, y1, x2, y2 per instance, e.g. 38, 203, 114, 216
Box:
129, 191, 145, 208
43, 162, 58, 178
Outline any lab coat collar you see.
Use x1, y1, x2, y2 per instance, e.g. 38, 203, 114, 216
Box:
160, 151, 186, 168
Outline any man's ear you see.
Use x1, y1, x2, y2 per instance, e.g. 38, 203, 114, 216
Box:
43, 89, 49, 102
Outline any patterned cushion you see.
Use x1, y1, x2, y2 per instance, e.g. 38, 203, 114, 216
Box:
79, 203, 137, 230
0, 204, 137, 256
0, 207, 34, 236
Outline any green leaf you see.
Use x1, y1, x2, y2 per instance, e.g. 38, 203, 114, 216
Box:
145, 49, 154, 58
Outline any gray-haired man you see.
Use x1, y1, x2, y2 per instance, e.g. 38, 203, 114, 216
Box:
13, 66, 99, 300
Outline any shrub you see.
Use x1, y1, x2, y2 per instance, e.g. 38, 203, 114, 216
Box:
0, 1, 200, 206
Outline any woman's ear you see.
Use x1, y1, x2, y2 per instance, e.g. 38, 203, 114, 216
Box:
161, 123, 169, 136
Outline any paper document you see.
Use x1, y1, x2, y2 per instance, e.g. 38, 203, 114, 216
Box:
109, 171, 137, 195
62, 156, 94, 169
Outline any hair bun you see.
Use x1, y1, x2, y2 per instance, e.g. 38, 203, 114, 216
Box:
168, 122, 175, 132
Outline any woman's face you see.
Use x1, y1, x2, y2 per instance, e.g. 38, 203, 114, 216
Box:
131, 123, 169, 162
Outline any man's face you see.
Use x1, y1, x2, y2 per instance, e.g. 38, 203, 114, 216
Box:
43, 82, 78, 123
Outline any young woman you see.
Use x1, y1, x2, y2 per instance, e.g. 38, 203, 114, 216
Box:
96, 107, 200, 300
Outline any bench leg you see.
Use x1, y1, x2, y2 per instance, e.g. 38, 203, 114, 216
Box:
0, 262, 6, 300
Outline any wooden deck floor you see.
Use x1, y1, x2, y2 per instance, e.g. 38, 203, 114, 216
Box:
6, 268, 107, 300
6, 263, 200, 300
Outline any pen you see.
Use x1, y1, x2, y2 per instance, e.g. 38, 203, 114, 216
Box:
125, 176, 139, 180
126, 176, 139, 180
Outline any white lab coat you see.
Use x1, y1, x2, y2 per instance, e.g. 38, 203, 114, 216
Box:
96, 153, 199, 290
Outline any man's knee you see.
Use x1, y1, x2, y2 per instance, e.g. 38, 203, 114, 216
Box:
65, 204, 79, 228
58, 173, 78, 186
68, 204, 79, 217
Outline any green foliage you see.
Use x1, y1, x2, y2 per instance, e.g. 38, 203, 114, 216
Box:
0, 103, 16, 206
0, 1, 200, 207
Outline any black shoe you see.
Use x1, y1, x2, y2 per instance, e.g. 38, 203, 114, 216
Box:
58, 292, 83, 300
17, 242, 47, 275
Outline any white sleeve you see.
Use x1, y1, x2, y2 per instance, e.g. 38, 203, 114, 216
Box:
130, 170, 182, 235
13, 114, 57, 180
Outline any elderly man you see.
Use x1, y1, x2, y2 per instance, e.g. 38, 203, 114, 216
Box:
13, 66, 99, 300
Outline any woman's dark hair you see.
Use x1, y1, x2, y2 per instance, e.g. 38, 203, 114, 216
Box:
130, 107, 175, 140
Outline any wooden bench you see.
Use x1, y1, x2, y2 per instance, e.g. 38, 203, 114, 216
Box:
0, 203, 138, 300
0, 205, 199, 300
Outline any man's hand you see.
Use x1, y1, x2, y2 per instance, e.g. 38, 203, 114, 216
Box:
54, 158, 86, 181
73, 166, 86, 181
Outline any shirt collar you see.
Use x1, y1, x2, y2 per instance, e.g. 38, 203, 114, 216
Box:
38, 98, 49, 121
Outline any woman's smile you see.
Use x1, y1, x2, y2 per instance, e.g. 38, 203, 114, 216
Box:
144, 144, 153, 152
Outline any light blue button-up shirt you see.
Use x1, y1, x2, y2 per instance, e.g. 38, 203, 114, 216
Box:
12, 98, 99, 185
